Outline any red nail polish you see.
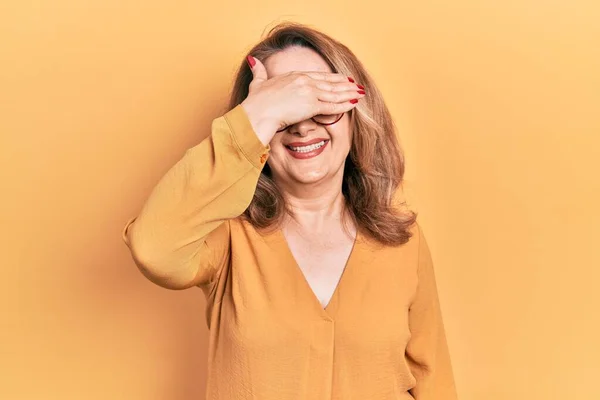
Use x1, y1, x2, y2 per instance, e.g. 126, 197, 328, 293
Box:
356, 84, 365, 90
357, 90, 365, 95
350, 99, 358, 104
348, 77, 355, 83
246, 55, 256, 68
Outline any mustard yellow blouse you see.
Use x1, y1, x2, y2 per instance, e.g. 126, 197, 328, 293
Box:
122, 104, 458, 399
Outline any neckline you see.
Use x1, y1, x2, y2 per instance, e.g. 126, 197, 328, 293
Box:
272, 225, 362, 321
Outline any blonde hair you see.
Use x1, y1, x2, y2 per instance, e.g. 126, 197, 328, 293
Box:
227, 22, 417, 246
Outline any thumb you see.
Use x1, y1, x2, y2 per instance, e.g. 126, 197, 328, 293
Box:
247, 55, 268, 85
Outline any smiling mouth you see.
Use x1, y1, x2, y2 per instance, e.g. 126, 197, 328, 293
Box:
285, 139, 329, 152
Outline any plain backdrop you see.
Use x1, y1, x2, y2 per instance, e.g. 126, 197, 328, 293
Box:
2, 1, 599, 399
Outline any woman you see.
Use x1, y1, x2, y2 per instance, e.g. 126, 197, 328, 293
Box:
122, 22, 458, 399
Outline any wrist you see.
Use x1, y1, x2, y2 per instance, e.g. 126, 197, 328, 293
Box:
240, 99, 278, 147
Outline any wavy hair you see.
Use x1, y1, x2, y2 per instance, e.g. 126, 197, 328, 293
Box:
226, 22, 417, 246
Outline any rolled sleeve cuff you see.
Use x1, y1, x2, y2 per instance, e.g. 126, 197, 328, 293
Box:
223, 104, 271, 170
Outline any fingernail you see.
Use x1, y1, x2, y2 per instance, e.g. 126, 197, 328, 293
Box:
348, 77, 355, 83
356, 84, 365, 90
350, 99, 358, 104
246, 55, 256, 68
357, 90, 366, 95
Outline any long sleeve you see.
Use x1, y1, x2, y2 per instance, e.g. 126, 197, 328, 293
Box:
406, 225, 458, 399
121, 104, 270, 290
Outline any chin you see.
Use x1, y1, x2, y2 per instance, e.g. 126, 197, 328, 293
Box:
292, 169, 329, 183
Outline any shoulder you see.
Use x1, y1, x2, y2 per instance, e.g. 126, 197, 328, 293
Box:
404, 219, 424, 250
364, 219, 423, 267
397, 219, 430, 269
408, 219, 421, 238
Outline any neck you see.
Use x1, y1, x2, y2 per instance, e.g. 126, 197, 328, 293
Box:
275, 178, 347, 233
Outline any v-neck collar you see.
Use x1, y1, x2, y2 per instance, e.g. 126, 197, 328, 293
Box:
269, 225, 366, 321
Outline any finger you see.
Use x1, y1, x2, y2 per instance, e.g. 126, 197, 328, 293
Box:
315, 88, 365, 104
247, 56, 268, 85
313, 80, 365, 93
303, 71, 354, 83
316, 99, 360, 116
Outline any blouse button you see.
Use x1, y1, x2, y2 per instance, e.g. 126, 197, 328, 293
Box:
260, 154, 268, 163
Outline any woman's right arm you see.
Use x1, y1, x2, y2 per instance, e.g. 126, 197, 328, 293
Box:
121, 55, 363, 290
121, 104, 271, 290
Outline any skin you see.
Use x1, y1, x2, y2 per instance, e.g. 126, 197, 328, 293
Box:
263, 46, 355, 236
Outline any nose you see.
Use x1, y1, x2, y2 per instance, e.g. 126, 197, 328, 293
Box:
288, 119, 318, 136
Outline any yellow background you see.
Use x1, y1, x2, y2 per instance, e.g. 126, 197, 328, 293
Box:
2, 1, 599, 399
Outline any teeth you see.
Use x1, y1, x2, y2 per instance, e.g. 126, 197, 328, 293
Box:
289, 140, 326, 153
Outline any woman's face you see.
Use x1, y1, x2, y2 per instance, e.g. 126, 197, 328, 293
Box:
263, 46, 353, 188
